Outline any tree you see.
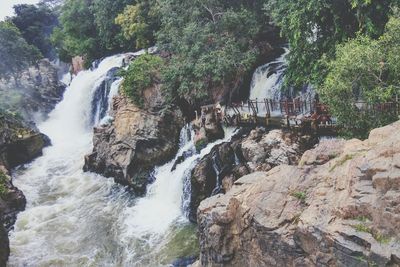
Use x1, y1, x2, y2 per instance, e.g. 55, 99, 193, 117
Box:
0, 21, 41, 81
320, 15, 400, 138
115, 0, 160, 49
120, 54, 164, 107
90, 0, 135, 51
51, 0, 101, 64
157, 0, 272, 105
266, 0, 399, 89
12, 4, 59, 59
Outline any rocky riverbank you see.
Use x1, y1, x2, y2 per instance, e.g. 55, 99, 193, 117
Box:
0, 59, 66, 122
0, 112, 50, 265
195, 121, 400, 266
189, 127, 317, 222
84, 93, 184, 194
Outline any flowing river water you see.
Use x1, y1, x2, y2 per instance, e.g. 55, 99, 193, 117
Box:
8, 54, 237, 266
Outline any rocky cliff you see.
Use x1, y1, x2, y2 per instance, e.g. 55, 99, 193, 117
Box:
196, 121, 400, 266
0, 112, 50, 266
84, 93, 184, 194
189, 128, 316, 223
0, 59, 66, 122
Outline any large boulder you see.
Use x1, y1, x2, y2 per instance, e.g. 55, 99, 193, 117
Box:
197, 121, 400, 266
84, 95, 184, 194
0, 112, 50, 169
189, 128, 316, 222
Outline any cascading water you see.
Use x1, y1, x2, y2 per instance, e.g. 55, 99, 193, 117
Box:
249, 48, 289, 101
8, 53, 237, 266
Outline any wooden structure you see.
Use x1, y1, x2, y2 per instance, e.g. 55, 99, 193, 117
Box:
222, 96, 400, 136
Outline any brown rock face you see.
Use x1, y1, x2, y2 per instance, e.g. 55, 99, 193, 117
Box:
197, 121, 400, 267
0, 113, 49, 266
189, 128, 316, 222
84, 95, 184, 194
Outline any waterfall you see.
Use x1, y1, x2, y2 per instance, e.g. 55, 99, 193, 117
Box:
249, 48, 289, 101
8, 52, 237, 266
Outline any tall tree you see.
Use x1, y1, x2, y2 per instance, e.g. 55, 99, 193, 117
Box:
0, 22, 41, 81
266, 0, 399, 89
12, 4, 59, 59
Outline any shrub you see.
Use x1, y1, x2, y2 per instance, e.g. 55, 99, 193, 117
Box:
120, 53, 164, 107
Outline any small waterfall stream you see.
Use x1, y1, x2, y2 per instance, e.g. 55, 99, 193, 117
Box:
8, 53, 237, 266
249, 48, 289, 101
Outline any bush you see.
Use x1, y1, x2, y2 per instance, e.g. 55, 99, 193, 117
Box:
319, 15, 400, 139
120, 54, 163, 107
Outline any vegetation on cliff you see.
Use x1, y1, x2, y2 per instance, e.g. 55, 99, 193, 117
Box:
2, 0, 400, 136
321, 15, 400, 138
0, 21, 41, 81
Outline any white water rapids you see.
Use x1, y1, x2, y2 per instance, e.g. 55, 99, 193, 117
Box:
8, 54, 237, 266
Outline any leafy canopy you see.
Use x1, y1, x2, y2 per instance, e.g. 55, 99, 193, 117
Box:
0, 21, 41, 80
158, 0, 271, 105
320, 15, 400, 138
120, 53, 163, 107
266, 0, 398, 89
11, 3, 59, 59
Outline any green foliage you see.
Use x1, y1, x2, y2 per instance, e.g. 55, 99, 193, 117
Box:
329, 154, 355, 171
0, 21, 42, 81
115, 0, 160, 48
91, 0, 135, 51
51, 0, 99, 63
320, 15, 400, 139
291, 191, 307, 203
0, 171, 9, 198
266, 0, 399, 89
353, 223, 391, 244
158, 0, 269, 105
52, 0, 137, 64
120, 54, 163, 107
12, 3, 59, 59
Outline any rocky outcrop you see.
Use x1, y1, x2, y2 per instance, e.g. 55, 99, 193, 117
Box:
0, 112, 50, 169
0, 112, 50, 266
189, 128, 316, 222
196, 121, 400, 267
0, 59, 66, 122
0, 168, 25, 267
84, 95, 184, 194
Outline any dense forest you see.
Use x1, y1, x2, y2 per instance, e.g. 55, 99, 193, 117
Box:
1, 0, 400, 137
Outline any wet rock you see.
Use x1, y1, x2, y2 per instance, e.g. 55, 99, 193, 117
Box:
84, 95, 184, 194
189, 128, 315, 222
0, 223, 9, 267
197, 121, 400, 266
0, 112, 48, 266
0, 112, 50, 169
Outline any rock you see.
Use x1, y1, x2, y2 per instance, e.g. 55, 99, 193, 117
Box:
84, 95, 184, 194
0, 59, 66, 122
241, 128, 315, 171
0, 112, 50, 169
189, 128, 315, 223
196, 121, 400, 267
0, 223, 9, 267
0, 111, 48, 266
193, 106, 225, 151
71, 56, 85, 74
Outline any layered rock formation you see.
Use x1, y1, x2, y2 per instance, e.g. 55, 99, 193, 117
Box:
84, 94, 184, 194
189, 128, 316, 222
0, 112, 50, 266
0, 59, 66, 122
196, 121, 400, 266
